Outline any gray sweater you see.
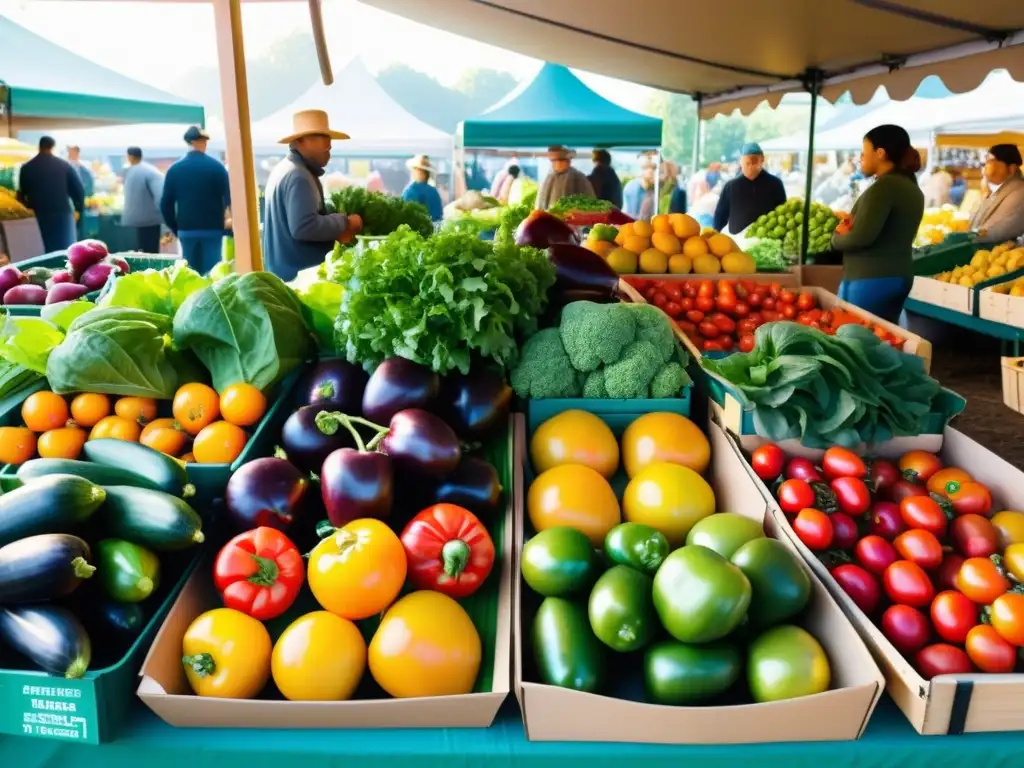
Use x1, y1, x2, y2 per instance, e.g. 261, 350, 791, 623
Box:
121, 161, 164, 228
262, 150, 348, 281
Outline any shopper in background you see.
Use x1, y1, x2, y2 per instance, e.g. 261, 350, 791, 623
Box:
588, 149, 623, 209
535, 146, 593, 210
970, 144, 1024, 244
263, 110, 362, 281
713, 143, 787, 234
669, 183, 688, 214
17, 135, 84, 252
401, 154, 444, 222
497, 164, 520, 205
121, 147, 165, 254
160, 126, 231, 274
831, 124, 925, 323
66, 145, 94, 199
706, 161, 722, 188
949, 171, 967, 208
923, 165, 953, 207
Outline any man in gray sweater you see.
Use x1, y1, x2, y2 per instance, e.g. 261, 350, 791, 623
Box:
263, 110, 361, 280
121, 147, 165, 253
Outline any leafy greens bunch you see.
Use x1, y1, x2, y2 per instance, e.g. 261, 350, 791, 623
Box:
329, 186, 433, 237
702, 321, 964, 448
547, 194, 613, 216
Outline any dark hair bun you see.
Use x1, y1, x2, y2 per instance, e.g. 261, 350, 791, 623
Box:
900, 147, 922, 174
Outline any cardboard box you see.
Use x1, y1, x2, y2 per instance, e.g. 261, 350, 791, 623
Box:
512, 415, 885, 744
799, 264, 843, 294
726, 425, 1024, 735
1001, 357, 1024, 414
979, 287, 1024, 329
908, 275, 975, 315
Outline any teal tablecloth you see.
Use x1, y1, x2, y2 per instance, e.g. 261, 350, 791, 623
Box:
2, 697, 1023, 768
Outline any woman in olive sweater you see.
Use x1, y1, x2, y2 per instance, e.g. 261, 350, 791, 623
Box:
831, 124, 924, 323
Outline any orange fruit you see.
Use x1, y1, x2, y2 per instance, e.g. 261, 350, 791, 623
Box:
621, 412, 711, 478
69, 393, 110, 428
670, 213, 701, 240
639, 248, 669, 273
528, 464, 621, 546
90, 415, 142, 442
115, 397, 158, 424
38, 427, 87, 460
682, 236, 709, 258
0, 427, 36, 464
192, 421, 248, 464
21, 391, 69, 433
668, 254, 692, 274
173, 383, 221, 436
623, 234, 651, 255
651, 214, 672, 234
708, 233, 737, 257
140, 418, 189, 457
220, 383, 267, 428
632, 220, 654, 238
614, 222, 634, 245
651, 231, 682, 255
585, 239, 615, 258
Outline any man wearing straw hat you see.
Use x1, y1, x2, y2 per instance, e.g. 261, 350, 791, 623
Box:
536, 146, 593, 210
402, 154, 443, 222
263, 109, 362, 281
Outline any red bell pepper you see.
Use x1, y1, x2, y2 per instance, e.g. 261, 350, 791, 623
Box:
400, 503, 495, 599
213, 527, 305, 620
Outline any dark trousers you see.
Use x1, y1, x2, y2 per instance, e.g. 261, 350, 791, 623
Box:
135, 225, 162, 254
178, 231, 224, 275
35, 211, 77, 253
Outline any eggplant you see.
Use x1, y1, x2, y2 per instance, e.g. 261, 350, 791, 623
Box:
46, 282, 91, 304
0, 534, 95, 604
321, 448, 394, 526
225, 457, 309, 531
380, 408, 461, 478
67, 239, 108, 275
515, 210, 580, 249
547, 243, 620, 299
79, 262, 118, 291
431, 457, 503, 513
281, 404, 357, 472
362, 357, 440, 424
0, 265, 25, 297
0, 605, 92, 678
440, 369, 512, 440
2, 283, 46, 305
304, 358, 368, 411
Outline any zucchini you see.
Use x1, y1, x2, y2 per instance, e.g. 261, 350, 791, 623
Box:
98, 486, 205, 551
0, 534, 95, 604
17, 458, 167, 493
95, 539, 160, 603
0, 604, 92, 679
82, 439, 195, 499
0, 474, 106, 547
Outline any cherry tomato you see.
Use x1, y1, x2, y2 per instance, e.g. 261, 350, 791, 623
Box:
915, 644, 974, 679
651, 292, 668, 308
990, 592, 1024, 647
663, 301, 682, 318
679, 297, 694, 312
750, 444, 785, 482
926, 467, 973, 497
747, 292, 763, 308
899, 450, 943, 483
831, 476, 871, 515
785, 458, 822, 483
769, 282, 783, 297
665, 283, 683, 301
947, 481, 993, 518
698, 280, 714, 298
965, 625, 1017, 673
930, 590, 978, 645
698, 320, 720, 339
935, 553, 966, 592
717, 335, 735, 352
715, 293, 737, 314
761, 309, 781, 322
831, 563, 881, 614
779, 289, 797, 304
686, 310, 705, 324
957, 557, 1011, 605
696, 296, 715, 313
888, 478, 929, 504
829, 512, 860, 551
792, 508, 833, 551
900, 496, 948, 538
949, 514, 998, 558
736, 318, 758, 335
881, 604, 931, 656
762, 296, 777, 311
738, 333, 756, 353
868, 459, 901, 497
677, 321, 697, 337
854, 535, 899, 575
894, 529, 944, 570
710, 313, 736, 334
777, 479, 816, 515
884, 560, 935, 607
702, 340, 725, 352
796, 292, 815, 311
781, 304, 797, 319
868, 501, 906, 540
821, 447, 867, 481
733, 301, 750, 318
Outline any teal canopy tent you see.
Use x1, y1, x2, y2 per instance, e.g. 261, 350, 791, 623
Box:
1, 16, 204, 133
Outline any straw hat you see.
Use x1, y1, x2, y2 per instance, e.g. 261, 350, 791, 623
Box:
406, 154, 435, 173
278, 109, 349, 144
547, 145, 575, 161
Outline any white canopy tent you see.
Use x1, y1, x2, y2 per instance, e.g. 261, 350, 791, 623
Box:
36, 118, 227, 156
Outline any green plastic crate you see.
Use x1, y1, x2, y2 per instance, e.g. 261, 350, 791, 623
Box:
912, 233, 981, 276
527, 389, 691, 436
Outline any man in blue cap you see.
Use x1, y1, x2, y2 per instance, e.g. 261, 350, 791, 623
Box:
713, 143, 786, 234
160, 126, 231, 273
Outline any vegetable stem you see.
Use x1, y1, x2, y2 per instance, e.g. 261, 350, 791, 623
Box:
182, 653, 216, 678
65, 655, 89, 680
442, 539, 471, 579
314, 411, 386, 453
247, 553, 280, 587
72, 557, 96, 579
315, 519, 336, 540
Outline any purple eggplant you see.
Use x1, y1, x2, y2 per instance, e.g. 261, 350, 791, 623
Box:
281, 405, 357, 472
321, 448, 394, 526
225, 457, 309, 531
515, 210, 580, 249
431, 457, 503, 513
547, 243, 620, 300
46, 282, 91, 304
380, 408, 461, 478
362, 357, 440, 424
440, 369, 512, 440
0, 265, 25, 297
67, 239, 108, 276
305, 359, 368, 411
2, 284, 46, 306
79, 262, 118, 292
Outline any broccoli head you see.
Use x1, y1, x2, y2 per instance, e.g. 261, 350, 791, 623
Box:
510, 328, 580, 398
626, 303, 678, 364
559, 301, 637, 373
582, 369, 608, 398
649, 361, 692, 399
604, 340, 664, 399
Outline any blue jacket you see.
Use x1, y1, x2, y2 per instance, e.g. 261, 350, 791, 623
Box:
262, 150, 348, 282
160, 150, 230, 233
587, 164, 623, 209
121, 161, 165, 228
18, 153, 85, 215
401, 181, 443, 222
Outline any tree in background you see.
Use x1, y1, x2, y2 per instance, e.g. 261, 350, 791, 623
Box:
378, 64, 518, 132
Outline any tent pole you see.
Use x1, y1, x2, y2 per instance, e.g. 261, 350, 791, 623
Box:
692, 97, 702, 177
799, 71, 821, 268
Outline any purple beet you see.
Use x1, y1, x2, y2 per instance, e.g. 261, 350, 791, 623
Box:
0, 266, 25, 297
305, 359, 368, 411
225, 457, 309, 532
45, 271, 74, 289
66, 239, 108, 276
321, 448, 393, 526
46, 282, 91, 304
79, 262, 118, 292
361, 357, 440, 425
2, 284, 46, 306
380, 408, 460, 478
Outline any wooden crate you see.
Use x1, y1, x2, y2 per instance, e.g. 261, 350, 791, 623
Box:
1002, 357, 1024, 414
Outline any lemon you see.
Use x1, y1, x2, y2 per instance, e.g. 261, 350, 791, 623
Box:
606, 247, 638, 274
668, 254, 692, 274
639, 248, 669, 274
693, 254, 721, 274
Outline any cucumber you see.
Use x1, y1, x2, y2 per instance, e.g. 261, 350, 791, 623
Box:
82, 439, 195, 499
94, 600, 148, 639
0, 474, 106, 547
532, 597, 605, 692
17, 458, 167, 493
0, 604, 92, 679
95, 539, 160, 603
98, 486, 204, 551
0, 534, 95, 604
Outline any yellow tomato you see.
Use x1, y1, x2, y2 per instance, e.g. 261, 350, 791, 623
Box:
530, 409, 619, 478
182, 608, 271, 699
308, 519, 407, 620
271, 611, 366, 701
369, 591, 481, 698
89, 415, 142, 442
1004, 543, 1024, 583
527, 464, 620, 546
621, 412, 710, 478
622, 462, 716, 547
992, 511, 1024, 550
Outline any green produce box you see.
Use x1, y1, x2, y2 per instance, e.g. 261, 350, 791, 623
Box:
912, 232, 979, 276
527, 388, 691, 436
0, 552, 201, 744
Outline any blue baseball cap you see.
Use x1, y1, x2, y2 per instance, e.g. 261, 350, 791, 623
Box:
183, 126, 210, 143
741, 142, 764, 157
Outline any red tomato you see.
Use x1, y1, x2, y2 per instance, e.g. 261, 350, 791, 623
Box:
830, 512, 860, 551
989, 592, 1024, 646
677, 321, 697, 336
761, 309, 781, 322
948, 481, 993, 517
868, 459, 902, 497
884, 560, 935, 607
894, 529, 944, 570
738, 333, 756, 353
792, 508, 833, 551
914, 644, 973, 679
736, 318, 758, 335
936, 553, 966, 592
686, 310, 705, 324
698, 320, 720, 338
715, 293, 737, 314
868, 501, 906, 540
796, 292, 816, 311
888, 478, 929, 504
966, 625, 1017, 673
683, 282, 698, 298
697, 280, 714, 298
769, 282, 783, 297
710, 313, 736, 334
762, 296, 777, 311
785, 457, 822, 483
854, 535, 899, 575
663, 301, 682, 318
747, 292, 763, 308
702, 340, 725, 352
651, 292, 668, 308
949, 514, 999, 558
679, 297, 694, 312
779, 289, 797, 304
733, 301, 750, 318
750, 444, 786, 482
777, 479, 816, 514
717, 335, 735, 352
696, 295, 715, 313
831, 476, 871, 515
822, 446, 867, 480
781, 304, 797, 319
957, 557, 1010, 605
899, 496, 948, 538
665, 283, 683, 301
831, 563, 881, 614
898, 450, 943, 483
881, 605, 931, 656
930, 590, 979, 644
